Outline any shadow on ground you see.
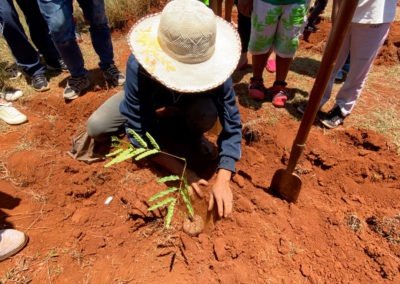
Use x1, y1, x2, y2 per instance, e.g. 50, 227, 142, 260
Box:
290, 56, 321, 78
0, 191, 21, 230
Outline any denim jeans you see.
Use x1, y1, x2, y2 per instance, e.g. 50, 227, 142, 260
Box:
37, 0, 114, 77
0, 0, 60, 77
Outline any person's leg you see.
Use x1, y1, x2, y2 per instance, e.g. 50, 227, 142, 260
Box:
306, 0, 328, 29
15, 0, 61, 65
236, 10, 251, 69
319, 26, 351, 108
86, 90, 127, 140
0, 0, 45, 78
179, 95, 218, 159
248, 1, 280, 99
273, 3, 308, 107
77, 0, 114, 70
335, 23, 390, 116
182, 96, 218, 136
37, 0, 87, 77
77, 0, 124, 86
224, 0, 234, 22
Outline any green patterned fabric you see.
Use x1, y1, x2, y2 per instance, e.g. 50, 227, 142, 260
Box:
249, 2, 308, 57
261, 0, 305, 4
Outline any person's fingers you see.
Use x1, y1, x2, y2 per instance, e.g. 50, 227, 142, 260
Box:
191, 183, 203, 198
208, 193, 214, 211
224, 197, 233, 218
198, 179, 208, 186
216, 195, 223, 218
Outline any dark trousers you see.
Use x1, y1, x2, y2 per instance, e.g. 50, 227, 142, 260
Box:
0, 0, 60, 77
307, 0, 328, 26
37, 0, 114, 77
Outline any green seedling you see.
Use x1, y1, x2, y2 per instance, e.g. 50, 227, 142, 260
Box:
105, 129, 193, 228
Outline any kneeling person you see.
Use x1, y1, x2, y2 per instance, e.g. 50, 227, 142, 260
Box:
78, 0, 242, 218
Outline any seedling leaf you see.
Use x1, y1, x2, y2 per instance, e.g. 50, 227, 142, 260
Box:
128, 129, 148, 148
158, 175, 179, 184
106, 148, 123, 157
148, 197, 175, 211
135, 149, 159, 160
149, 187, 178, 202
105, 149, 135, 167
146, 132, 160, 150
165, 199, 177, 228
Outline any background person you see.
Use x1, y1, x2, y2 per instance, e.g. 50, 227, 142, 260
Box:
246, 0, 309, 107
37, 0, 126, 100
299, 0, 398, 129
0, 0, 66, 92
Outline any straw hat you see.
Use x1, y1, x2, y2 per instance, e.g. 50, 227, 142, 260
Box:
128, 0, 241, 93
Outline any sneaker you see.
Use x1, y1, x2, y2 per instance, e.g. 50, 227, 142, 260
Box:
0, 229, 28, 261
305, 24, 319, 33
271, 84, 288, 108
266, 59, 276, 73
0, 101, 28, 125
31, 74, 50, 92
63, 75, 90, 100
47, 58, 68, 72
297, 104, 306, 114
248, 77, 265, 100
103, 64, 125, 86
1, 90, 23, 101
320, 105, 346, 129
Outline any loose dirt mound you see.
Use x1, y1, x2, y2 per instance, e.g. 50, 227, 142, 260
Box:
1, 13, 400, 284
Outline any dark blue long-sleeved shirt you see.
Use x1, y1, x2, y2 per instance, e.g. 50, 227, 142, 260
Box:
119, 54, 242, 173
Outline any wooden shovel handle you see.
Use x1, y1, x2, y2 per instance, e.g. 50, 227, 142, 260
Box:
286, 0, 359, 173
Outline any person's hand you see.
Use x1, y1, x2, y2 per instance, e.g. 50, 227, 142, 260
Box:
208, 169, 233, 218
186, 168, 208, 197
238, 0, 253, 18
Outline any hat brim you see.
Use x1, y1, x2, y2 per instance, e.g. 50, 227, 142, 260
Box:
128, 13, 241, 93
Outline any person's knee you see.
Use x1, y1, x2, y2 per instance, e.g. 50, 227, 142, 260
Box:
86, 112, 107, 139
46, 12, 74, 42
185, 96, 218, 134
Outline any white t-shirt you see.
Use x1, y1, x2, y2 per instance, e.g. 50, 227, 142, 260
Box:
352, 0, 398, 24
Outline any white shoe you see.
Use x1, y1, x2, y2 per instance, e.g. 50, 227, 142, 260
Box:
0, 102, 28, 125
1, 90, 24, 101
0, 229, 28, 261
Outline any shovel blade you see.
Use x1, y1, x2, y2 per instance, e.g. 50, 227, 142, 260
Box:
270, 169, 302, 203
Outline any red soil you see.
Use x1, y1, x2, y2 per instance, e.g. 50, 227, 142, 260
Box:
0, 11, 399, 284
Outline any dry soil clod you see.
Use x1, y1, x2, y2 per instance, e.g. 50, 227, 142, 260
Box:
183, 215, 204, 237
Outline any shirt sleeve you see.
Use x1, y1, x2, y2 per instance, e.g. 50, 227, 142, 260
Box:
119, 54, 157, 148
215, 77, 242, 173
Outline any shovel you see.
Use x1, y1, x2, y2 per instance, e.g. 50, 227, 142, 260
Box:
270, 0, 359, 203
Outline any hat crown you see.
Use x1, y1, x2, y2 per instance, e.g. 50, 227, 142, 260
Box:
158, 0, 216, 64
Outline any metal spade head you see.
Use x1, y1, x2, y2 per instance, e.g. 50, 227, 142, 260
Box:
270, 169, 302, 203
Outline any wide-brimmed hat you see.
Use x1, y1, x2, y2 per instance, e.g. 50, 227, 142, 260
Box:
128, 0, 241, 93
